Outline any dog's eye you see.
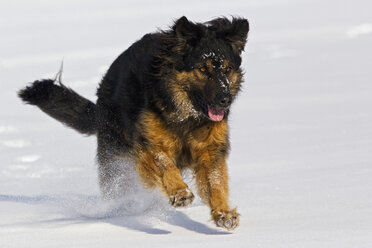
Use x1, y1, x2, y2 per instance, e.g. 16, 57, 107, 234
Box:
224, 67, 232, 74
199, 67, 207, 72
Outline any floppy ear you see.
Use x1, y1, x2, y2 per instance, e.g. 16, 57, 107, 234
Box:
173, 16, 202, 48
213, 18, 249, 54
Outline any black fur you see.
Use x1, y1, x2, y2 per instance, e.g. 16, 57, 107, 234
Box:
18, 79, 96, 135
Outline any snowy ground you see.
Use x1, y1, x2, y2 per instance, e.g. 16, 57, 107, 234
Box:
1, 0, 372, 247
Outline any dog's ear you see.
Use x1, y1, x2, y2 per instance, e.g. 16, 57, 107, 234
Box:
227, 18, 249, 54
173, 16, 202, 48
211, 17, 249, 54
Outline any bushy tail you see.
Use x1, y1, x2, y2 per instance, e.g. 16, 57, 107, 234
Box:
18, 79, 97, 135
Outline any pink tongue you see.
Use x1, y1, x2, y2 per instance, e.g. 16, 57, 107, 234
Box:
208, 106, 224, 122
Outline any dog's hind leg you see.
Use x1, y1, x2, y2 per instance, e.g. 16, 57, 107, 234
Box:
96, 143, 135, 198
96, 148, 120, 198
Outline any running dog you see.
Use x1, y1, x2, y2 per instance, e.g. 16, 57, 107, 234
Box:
19, 16, 249, 230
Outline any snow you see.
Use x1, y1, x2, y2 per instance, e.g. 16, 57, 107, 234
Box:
347, 24, 372, 39
1, 0, 372, 247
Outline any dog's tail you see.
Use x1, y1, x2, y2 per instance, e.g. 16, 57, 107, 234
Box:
18, 77, 97, 136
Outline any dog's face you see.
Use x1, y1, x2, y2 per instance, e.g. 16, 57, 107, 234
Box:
169, 16, 249, 122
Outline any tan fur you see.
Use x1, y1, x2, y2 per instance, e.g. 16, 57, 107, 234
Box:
135, 111, 184, 192
189, 121, 230, 211
222, 60, 229, 71
167, 72, 201, 121
193, 69, 207, 81
134, 110, 239, 228
176, 70, 206, 87
206, 60, 213, 74
228, 70, 243, 97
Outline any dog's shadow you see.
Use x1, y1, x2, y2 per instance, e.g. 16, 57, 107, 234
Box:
104, 210, 230, 235
0, 194, 230, 235
104, 211, 229, 235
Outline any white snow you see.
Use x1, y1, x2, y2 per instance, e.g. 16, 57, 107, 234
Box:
1, 0, 372, 247
17, 155, 41, 163
0, 125, 16, 134
1, 139, 30, 148
347, 23, 372, 38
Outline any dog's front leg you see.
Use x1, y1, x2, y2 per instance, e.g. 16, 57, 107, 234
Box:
136, 149, 194, 207
195, 157, 240, 230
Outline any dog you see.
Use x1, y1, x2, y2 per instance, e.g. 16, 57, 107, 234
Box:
18, 16, 249, 230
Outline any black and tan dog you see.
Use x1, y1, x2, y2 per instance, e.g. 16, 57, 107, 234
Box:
18, 16, 249, 230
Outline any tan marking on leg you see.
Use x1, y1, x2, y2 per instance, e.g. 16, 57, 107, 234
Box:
135, 111, 194, 206
188, 120, 239, 229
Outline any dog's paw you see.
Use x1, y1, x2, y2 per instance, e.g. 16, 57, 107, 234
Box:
169, 188, 194, 207
212, 209, 240, 230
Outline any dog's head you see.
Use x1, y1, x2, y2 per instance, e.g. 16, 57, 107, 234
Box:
166, 16, 249, 122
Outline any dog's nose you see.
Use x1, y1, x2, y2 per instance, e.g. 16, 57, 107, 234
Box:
218, 93, 232, 108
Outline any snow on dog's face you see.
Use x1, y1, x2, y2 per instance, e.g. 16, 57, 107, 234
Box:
169, 16, 249, 122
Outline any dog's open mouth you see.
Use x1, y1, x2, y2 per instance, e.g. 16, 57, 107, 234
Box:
207, 105, 225, 122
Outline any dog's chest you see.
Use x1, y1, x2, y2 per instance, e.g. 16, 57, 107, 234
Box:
175, 121, 228, 168
139, 110, 228, 168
